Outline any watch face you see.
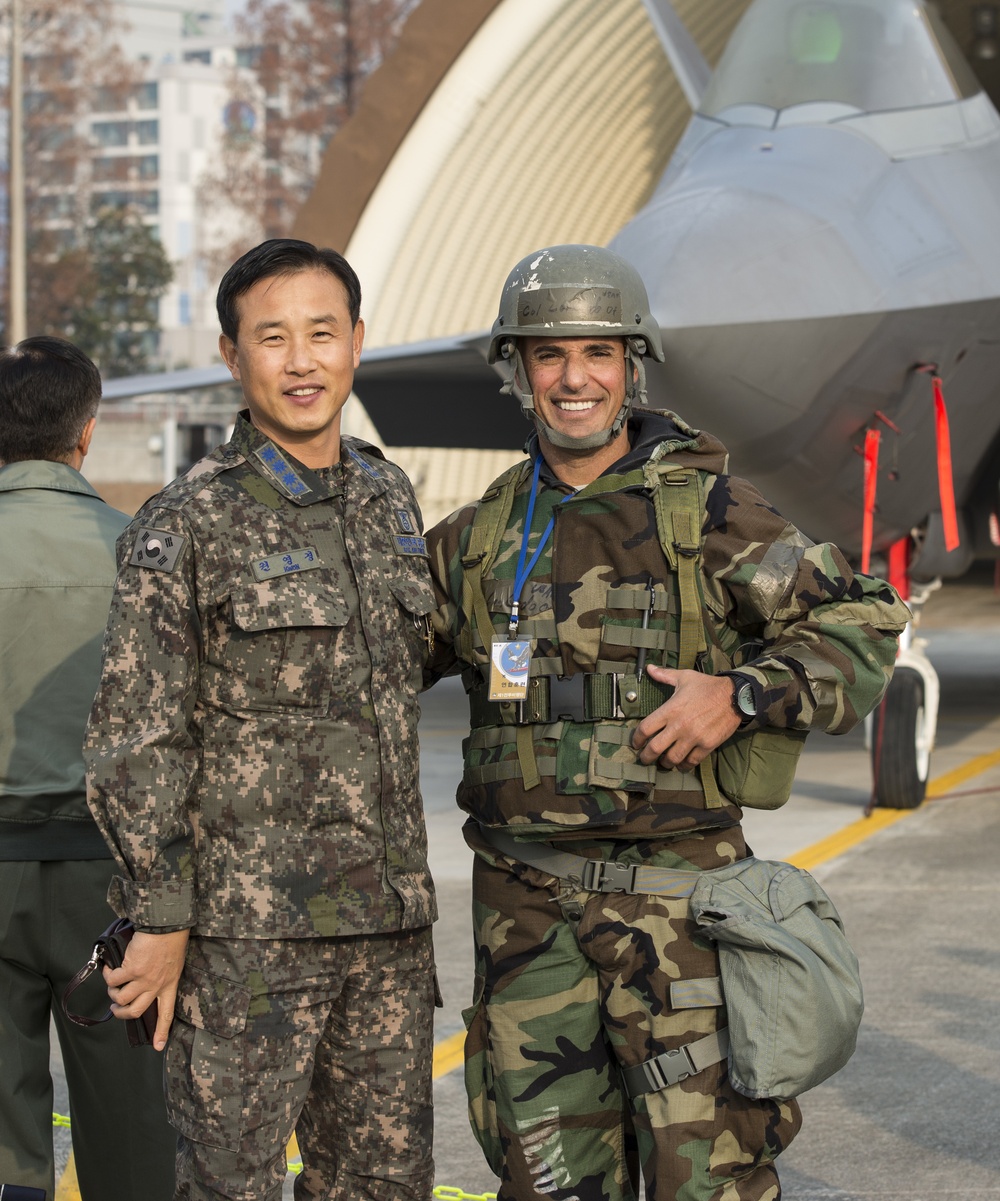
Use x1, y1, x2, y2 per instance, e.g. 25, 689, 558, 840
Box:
736, 682, 756, 717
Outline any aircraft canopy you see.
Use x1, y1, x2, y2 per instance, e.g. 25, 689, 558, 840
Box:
700, 0, 980, 118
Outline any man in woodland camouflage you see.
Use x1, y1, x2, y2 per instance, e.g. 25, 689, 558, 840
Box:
424, 244, 910, 1201
85, 239, 438, 1201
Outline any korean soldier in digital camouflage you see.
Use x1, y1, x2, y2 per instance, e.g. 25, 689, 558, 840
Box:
85, 239, 439, 1201
422, 245, 911, 1201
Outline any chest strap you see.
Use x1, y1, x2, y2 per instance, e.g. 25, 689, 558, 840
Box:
481, 826, 704, 897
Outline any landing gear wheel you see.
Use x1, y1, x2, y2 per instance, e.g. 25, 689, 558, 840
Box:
871, 666, 931, 809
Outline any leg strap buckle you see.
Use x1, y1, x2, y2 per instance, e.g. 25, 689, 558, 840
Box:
622, 1028, 730, 1097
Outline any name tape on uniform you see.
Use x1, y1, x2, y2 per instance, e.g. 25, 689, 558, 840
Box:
252, 547, 322, 581
129, 527, 187, 573
393, 534, 428, 557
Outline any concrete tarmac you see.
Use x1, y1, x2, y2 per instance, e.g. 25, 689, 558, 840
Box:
47, 572, 1000, 1199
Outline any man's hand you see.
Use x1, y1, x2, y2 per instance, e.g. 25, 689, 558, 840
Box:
103, 928, 190, 1051
631, 666, 742, 770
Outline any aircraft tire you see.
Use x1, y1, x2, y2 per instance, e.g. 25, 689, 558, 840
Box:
871, 667, 931, 809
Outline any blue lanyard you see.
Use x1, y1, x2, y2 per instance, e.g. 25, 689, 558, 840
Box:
509, 455, 571, 638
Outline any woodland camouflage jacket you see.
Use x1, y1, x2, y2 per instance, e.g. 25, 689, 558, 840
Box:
85, 413, 437, 939
424, 411, 910, 841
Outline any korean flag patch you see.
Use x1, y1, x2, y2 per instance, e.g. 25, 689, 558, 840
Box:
129, 527, 187, 573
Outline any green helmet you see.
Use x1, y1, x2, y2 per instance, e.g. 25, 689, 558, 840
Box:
488, 244, 664, 451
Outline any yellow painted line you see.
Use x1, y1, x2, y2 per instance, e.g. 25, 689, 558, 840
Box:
785, 806, 909, 871
55, 743, 1000, 1199
54, 1148, 79, 1201
926, 747, 1000, 798
782, 747, 1000, 871
433, 1029, 466, 1080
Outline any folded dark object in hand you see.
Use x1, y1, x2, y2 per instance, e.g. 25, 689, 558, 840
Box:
0, 1184, 48, 1199
61, 916, 159, 1048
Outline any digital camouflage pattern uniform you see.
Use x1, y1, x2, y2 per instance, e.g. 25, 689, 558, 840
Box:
86, 412, 438, 1201
424, 410, 909, 1201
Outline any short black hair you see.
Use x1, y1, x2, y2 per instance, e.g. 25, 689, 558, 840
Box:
216, 238, 362, 342
0, 335, 102, 463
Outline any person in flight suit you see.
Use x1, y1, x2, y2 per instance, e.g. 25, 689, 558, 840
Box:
0, 335, 175, 1201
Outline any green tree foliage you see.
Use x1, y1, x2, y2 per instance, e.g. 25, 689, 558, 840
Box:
2, 2, 176, 371
198, 0, 419, 272
1, 0, 135, 341
32, 205, 174, 377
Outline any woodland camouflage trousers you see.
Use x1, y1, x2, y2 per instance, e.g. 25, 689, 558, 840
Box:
462, 827, 802, 1201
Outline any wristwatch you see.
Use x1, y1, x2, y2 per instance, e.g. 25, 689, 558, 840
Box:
728, 673, 757, 726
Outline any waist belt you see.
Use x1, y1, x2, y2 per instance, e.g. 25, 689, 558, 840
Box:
470, 672, 673, 727
480, 826, 703, 897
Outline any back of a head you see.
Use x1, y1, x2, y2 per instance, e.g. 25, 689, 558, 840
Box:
0, 335, 102, 465
216, 238, 362, 344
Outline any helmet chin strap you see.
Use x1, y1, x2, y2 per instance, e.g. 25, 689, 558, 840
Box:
499, 339, 650, 452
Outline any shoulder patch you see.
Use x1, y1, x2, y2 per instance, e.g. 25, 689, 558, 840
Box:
129, 527, 187, 572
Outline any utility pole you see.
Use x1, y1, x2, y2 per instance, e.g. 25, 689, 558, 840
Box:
8, 0, 27, 344
342, 0, 354, 117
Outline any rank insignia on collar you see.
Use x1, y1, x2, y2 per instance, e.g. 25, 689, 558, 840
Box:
252, 547, 321, 581
129, 527, 187, 572
347, 448, 384, 480
254, 444, 311, 498
393, 534, 428, 557
396, 509, 416, 534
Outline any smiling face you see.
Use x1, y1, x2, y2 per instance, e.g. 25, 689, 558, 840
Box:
520, 335, 629, 448
219, 266, 364, 468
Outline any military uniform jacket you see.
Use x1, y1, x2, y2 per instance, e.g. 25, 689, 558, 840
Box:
86, 414, 437, 939
424, 411, 910, 841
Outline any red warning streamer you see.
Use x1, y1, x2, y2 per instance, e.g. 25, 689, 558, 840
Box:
861, 428, 880, 574
932, 375, 960, 553
887, 536, 910, 602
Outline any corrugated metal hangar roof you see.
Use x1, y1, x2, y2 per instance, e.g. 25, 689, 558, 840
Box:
296, 0, 752, 349
291, 0, 753, 523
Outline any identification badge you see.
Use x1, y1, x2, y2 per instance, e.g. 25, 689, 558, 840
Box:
488, 637, 532, 702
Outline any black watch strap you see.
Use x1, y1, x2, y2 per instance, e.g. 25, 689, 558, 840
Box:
727, 672, 758, 726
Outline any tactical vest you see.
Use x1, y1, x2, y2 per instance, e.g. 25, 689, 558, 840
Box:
455, 454, 806, 836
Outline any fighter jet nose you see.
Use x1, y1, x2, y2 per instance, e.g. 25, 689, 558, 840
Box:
616, 0, 989, 331
611, 125, 886, 329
